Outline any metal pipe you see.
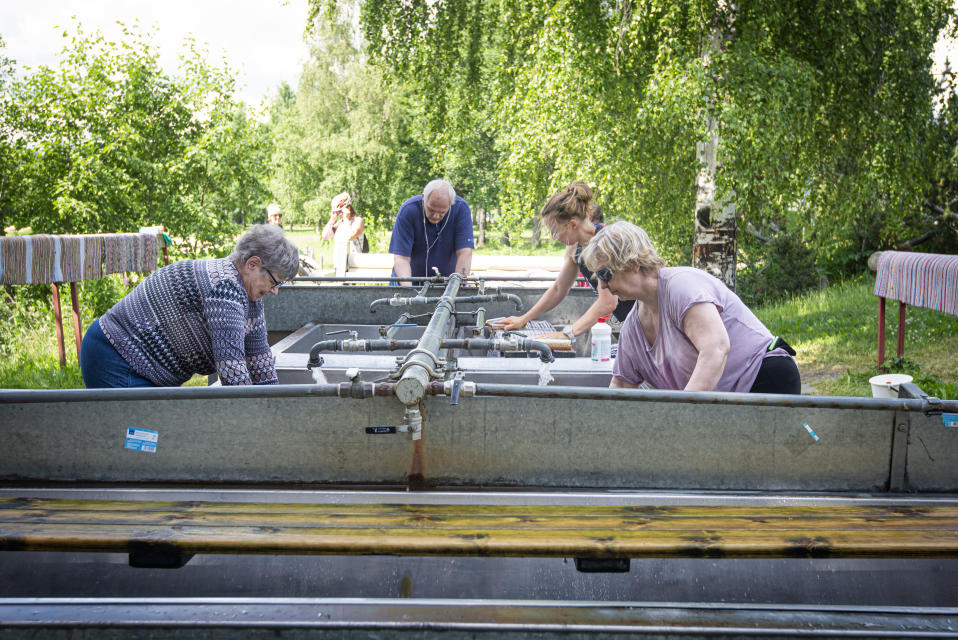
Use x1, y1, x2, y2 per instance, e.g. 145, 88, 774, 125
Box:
473, 307, 486, 335
0, 383, 398, 404
369, 292, 523, 314
519, 338, 555, 363
292, 276, 590, 283
10, 381, 951, 413
307, 339, 420, 368
394, 274, 463, 405
384, 314, 414, 338
454, 293, 523, 310
369, 295, 432, 313
439, 338, 554, 363
420, 382, 958, 413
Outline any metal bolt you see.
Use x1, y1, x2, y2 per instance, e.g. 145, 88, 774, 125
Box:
897, 424, 906, 432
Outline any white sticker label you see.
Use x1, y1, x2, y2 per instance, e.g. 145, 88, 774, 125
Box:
943, 413, 958, 428
125, 427, 158, 453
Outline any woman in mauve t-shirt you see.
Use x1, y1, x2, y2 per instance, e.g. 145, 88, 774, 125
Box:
579, 221, 800, 394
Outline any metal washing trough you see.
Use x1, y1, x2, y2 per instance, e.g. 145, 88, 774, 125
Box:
2, 277, 958, 637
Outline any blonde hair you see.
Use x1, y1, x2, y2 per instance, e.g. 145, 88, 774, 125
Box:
580, 221, 667, 275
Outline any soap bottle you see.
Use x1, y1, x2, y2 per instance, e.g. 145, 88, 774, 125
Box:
590, 316, 612, 363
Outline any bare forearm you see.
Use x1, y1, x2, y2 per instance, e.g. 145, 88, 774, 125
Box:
454, 249, 472, 277
610, 375, 638, 389
348, 221, 364, 242
683, 348, 727, 392
572, 296, 618, 337
518, 283, 570, 326
393, 255, 413, 287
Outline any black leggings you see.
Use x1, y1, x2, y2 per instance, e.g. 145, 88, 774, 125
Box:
749, 356, 801, 395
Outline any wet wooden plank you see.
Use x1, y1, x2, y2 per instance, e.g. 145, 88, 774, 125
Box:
2, 507, 957, 532
2, 498, 957, 558
4, 498, 957, 519
2, 522, 957, 558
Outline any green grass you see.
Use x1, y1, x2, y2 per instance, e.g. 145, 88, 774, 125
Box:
3, 270, 954, 396
0, 289, 204, 389
286, 228, 335, 274
755, 273, 958, 398
0, 293, 85, 389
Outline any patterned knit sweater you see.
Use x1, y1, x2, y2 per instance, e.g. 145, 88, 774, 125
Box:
99, 258, 277, 386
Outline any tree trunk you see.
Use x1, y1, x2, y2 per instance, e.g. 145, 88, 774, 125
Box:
478, 208, 486, 247
692, 2, 737, 290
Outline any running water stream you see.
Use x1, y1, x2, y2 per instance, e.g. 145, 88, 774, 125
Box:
311, 367, 328, 385
537, 361, 554, 386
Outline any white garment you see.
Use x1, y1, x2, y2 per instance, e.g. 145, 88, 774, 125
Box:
332, 216, 364, 277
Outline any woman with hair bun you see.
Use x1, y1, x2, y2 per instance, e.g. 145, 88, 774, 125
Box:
500, 181, 632, 343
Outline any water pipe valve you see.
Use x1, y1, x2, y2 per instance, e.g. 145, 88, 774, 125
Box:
363, 406, 422, 440
443, 378, 476, 404
341, 339, 368, 352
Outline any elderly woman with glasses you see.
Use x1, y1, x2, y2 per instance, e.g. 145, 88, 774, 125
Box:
580, 221, 800, 394
80, 224, 299, 388
499, 181, 632, 343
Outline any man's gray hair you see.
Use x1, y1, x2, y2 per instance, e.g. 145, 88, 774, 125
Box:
229, 224, 300, 280
423, 179, 456, 206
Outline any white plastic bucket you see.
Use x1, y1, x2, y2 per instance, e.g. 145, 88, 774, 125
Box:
869, 373, 913, 398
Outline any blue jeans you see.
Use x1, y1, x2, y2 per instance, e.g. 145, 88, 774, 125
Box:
80, 320, 155, 388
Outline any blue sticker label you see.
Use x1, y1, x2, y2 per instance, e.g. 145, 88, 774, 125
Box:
125, 427, 158, 453
943, 413, 958, 428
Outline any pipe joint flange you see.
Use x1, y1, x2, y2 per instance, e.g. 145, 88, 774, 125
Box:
395, 355, 443, 380
399, 346, 444, 373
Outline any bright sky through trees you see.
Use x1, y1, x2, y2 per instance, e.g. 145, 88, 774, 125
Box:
0, 0, 310, 107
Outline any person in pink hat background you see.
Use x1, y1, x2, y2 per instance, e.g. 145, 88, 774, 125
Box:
322, 191, 365, 277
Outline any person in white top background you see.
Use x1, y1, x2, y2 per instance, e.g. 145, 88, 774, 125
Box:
322, 192, 365, 277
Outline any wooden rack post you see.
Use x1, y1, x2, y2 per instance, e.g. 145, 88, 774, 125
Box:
50, 283, 67, 368
70, 282, 82, 363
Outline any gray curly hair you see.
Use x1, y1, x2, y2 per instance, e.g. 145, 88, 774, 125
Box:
229, 224, 300, 281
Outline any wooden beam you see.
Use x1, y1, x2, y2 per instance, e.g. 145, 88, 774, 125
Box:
3, 498, 957, 559
69, 282, 82, 363
50, 283, 66, 368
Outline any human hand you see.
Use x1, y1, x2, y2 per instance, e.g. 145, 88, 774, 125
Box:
500, 315, 526, 331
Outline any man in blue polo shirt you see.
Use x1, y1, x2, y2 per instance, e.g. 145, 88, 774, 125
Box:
389, 179, 474, 285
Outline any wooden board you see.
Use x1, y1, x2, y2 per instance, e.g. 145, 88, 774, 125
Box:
3, 498, 958, 559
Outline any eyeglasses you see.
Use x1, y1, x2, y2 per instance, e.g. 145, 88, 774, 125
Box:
595, 267, 614, 283
263, 266, 290, 289
548, 222, 566, 241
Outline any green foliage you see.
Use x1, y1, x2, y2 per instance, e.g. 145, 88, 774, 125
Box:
738, 233, 821, 307
755, 275, 958, 396
0, 287, 84, 389
1, 23, 272, 257
266, 8, 433, 235
79, 275, 140, 318
306, 0, 957, 274
835, 357, 958, 400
